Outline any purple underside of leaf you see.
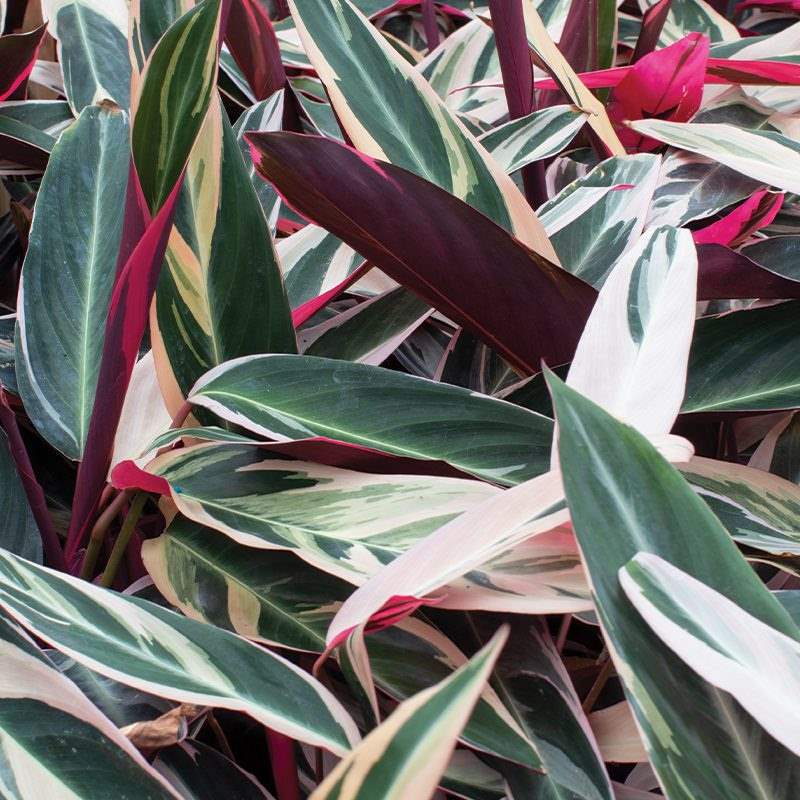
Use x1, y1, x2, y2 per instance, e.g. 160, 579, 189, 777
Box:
224, 0, 286, 100
65, 174, 185, 565
0, 24, 47, 101
247, 131, 596, 374
632, 0, 672, 63
696, 244, 800, 300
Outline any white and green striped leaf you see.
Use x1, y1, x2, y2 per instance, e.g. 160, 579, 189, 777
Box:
276, 225, 364, 311
151, 99, 296, 413
478, 105, 588, 175
551, 373, 800, 799
232, 91, 284, 235
144, 442, 501, 583
539, 155, 661, 287
678, 456, 800, 560
565, 226, 697, 441
418, 20, 504, 125
0, 432, 41, 563
187, 355, 554, 485
683, 301, 800, 413
621, 552, 800, 755
16, 104, 129, 459
629, 119, 800, 195
302, 288, 431, 365
749, 412, 800, 485
289, 0, 558, 260
42, 0, 131, 114
0, 616, 181, 800
0, 550, 360, 755
142, 522, 542, 768
310, 626, 508, 800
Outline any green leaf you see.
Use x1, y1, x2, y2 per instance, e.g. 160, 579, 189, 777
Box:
43, 0, 131, 114
153, 740, 274, 800
0, 431, 41, 562
16, 104, 129, 459
0, 549, 359, 755
621, 552, 800, 756
288, 0, 557, 260
550, 372, 800, 799
188, 355, 554, 485
539, 155, 661, 287
683, 302, 800, 413
311, 627, 508, 800
0, 615, 180, 799
132, 0, 221, 213
145, 442, 499, 582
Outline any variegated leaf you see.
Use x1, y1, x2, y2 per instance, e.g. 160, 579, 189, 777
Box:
288, 0, 557, 260
522, 0, 625, 156
144, 442, 501, 583
16, 104, 129, 459
538, 154, 661, 287
418, 20, 505, 125
232, 91, 284, 234
151, 98, 296, 413
629, 118, 800, 194
142, 521, 542, 768
565, 226, 697, 441
749, 412, 800, 484
0, 616, 181, 799
0, 550, 360, 755
551, 372, 800, 799
42, 0, 130, 114
621, 552, 800, 754
310, 627, 508, 800
187, 355, 554, 485
276, 225, 364, 311
478, 105, 589, 175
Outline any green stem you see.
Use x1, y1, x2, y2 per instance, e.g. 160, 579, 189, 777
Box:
99, 492, 147, 588
80, 489, 130, 580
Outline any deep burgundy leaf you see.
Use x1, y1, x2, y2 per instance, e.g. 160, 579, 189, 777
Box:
693, 190, 783, 248
697, 244, 800, 300
488, 0, 545, 205
0, 24, 47, 101
65, 175, 184, 565
558, 0, 600, 74
224, 0, 286, 100
421, 0, 440, 50
632, 0, 671, 62
0, 134, 49, 171
247, 132, 596, 373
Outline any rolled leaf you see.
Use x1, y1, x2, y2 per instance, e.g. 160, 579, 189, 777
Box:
247, 133, 596, 372
0, 550, 360, 755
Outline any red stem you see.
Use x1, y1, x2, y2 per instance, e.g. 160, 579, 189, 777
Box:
266, 729, 301, 800
0, 390, 66, 571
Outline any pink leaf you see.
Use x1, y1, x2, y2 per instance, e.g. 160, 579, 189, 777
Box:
693, 190, 783, 247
